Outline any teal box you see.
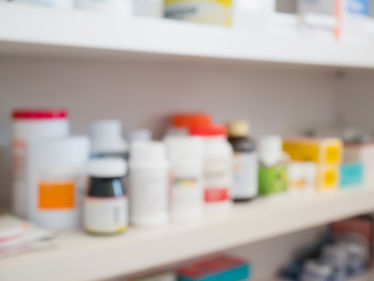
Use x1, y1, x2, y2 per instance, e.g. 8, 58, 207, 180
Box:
177, 256, 250, 281
340, 162, 364, 188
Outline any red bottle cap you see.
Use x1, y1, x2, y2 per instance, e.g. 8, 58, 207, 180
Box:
12, 109, 68, 120
171, 113, 212, 129
189, 124, 227, 137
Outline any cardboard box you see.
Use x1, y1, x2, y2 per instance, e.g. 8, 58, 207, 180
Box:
283, 138, 343, 164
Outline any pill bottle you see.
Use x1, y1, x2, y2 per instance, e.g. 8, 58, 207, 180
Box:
227, 120, 257, 202
28, 136, 89, 230
190, 125, 233, 212
166, 136, 204, 222
84, 158, 128, 235
90, 119, 128, 159
170, 113, 212, 136
11, 109, 70, 218
258, 135, 288, 195
127, 129, 152, 144
129, 141, 169, 226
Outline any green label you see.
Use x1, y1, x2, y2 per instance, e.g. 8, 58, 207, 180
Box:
259, 165, 288, 195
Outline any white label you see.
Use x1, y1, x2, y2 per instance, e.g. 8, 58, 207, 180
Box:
232, 152, 258, 198
130, 169, 169, 225
171, 175, 203, 219
84, 197, 127, 233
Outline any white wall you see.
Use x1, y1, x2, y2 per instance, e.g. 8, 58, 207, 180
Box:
0, 56, 338, 203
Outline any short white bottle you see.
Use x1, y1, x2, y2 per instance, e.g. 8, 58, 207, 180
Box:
189, 125, 233, 212
129, 141, 169, 226
166, 136, 204, 222
90, 119, 128, 159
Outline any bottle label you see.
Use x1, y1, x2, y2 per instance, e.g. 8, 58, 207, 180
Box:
172, 176, 202, 212
232, 152, 258, 199
259, 165, 288, 195
204, 157, 231, 203
84, 197, 128, 233
38, 180, 75, 209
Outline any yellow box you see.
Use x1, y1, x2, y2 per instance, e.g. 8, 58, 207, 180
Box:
283, 138, 343, 164
316, 164, 339, 191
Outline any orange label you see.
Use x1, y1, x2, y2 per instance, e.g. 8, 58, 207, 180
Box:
39, 180, 75, 209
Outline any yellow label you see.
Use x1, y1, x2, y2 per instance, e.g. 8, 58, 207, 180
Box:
39, 180, 75, 209
325, 144, 341, 163
283, 142, 320, 162
316, 165, 338, 190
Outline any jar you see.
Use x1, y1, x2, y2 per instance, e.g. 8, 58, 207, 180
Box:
166, 136, 204, 222
129, 141, 169, 226
84, 158, 128, 235
227, 120, 258, 202
190, 125, 233, 212
12, 109, 69, 218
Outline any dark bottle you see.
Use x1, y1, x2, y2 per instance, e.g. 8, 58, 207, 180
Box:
84, 158, 128, 235
227, 120, 258, 202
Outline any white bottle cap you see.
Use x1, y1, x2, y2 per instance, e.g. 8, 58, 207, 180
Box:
88, 158, 127, 178
128, 129, 152, 143
130, 141, 167, 164
258, 135, 283, 166
165, 136, 204, 162
91, 120, 127, 154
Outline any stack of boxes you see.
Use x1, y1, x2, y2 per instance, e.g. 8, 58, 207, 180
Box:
283, 138, 343, 192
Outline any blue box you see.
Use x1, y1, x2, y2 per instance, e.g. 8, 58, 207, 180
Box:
340, 162, 364, 188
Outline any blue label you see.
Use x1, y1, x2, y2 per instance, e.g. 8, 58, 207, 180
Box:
347, 0, 370, 16
340, 162, 364, 188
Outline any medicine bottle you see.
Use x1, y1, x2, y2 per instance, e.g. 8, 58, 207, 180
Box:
258, 135, 288, 195
129, 141, 169, 226
90, 120, 128, 159
190, 125, 233, 212
12, 109, 70, 218
166, 136, 204, 222
84, 158, 128, 235
227, 120, 258, 202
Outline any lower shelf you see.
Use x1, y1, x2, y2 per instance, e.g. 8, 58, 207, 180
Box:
2, 188, 374, 281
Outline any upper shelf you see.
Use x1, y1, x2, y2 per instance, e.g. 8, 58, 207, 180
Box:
1, 2, 374, 69
2, 188, 374, 281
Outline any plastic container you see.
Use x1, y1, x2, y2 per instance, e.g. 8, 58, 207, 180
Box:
190, 125, 233, 211
10, 0, 73, 9
169, 113, 212, 136
133, 0, 164, 18
166, 136, 204, 222
84, 158, 128, 235
258, 135, 288, 195
127, 129, 152, 144
90, 119, 128, 159
27, 136, 89, 230
11, 109, 70, 218
227, 120, 257, 202
129, 141, 169, 226
75, 0, 132, 15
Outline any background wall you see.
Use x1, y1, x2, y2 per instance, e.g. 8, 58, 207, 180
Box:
0, 56, 337, 203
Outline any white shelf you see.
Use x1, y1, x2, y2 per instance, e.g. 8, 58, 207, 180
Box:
2, 188, 374, 281
1, 3, 374, 68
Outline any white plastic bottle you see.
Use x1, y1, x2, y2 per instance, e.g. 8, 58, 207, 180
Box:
166, 136, 204, 222
90, 119, 128, 159
190, 125, 233, 212
11, 109, 70, 218
75, 0, 132, 15
129, 141, 169, 226
28, 136, 90, 230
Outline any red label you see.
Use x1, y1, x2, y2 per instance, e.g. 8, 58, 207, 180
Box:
204, 188, 229, 203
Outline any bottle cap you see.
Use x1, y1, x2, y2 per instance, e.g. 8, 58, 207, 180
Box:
171, 113, 212, 129
127, 129, 152, 143
227, 120, 250, 137
258, 135, 283, 166
130, 141, 167, 163
189, 124, 227, 137
88, 158, 127, 178
91, 120, 127, 153
166, 136, 204, 161
12, 109, 68, 120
